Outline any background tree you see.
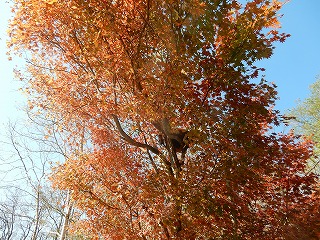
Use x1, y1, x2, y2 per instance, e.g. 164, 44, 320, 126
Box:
0, 116, 84, 239
286, 78, 320, 240
8, 0, 319, 239
289, 78, 320, 175
0, 188, 32, 240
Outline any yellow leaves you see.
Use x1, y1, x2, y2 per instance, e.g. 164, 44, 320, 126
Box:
47, 78, 54, 85
266, 17, 280, 29
44, 0, 58, 4
27, 100, 34, 110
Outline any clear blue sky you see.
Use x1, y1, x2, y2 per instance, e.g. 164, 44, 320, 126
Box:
261, 0, 320, 112
0, 0, 319, 124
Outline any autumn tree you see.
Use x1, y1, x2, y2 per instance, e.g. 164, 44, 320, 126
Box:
8, 0, 319, 239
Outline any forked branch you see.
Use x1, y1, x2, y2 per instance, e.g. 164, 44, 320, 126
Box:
111, 114, 160, 155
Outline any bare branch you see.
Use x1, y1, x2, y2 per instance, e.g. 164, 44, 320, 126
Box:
111, 114, 160, 155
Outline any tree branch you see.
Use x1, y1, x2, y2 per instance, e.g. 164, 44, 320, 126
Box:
111, 115, 160, 155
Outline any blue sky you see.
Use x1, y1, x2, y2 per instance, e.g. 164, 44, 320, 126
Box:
0, 0, 319, 125
260, 0, 320, 111
0, 1, 22, 125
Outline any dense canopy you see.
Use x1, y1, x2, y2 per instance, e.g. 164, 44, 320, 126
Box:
8, 0, 319, 239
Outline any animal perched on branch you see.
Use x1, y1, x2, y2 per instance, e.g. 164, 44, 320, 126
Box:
153, 118, 189, 159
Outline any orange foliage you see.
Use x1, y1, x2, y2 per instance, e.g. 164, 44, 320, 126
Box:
9, 0, 319, 239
